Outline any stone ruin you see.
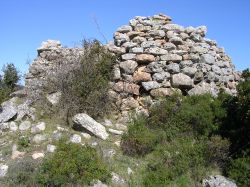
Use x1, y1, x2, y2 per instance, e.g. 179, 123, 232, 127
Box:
25, 14, 241, 121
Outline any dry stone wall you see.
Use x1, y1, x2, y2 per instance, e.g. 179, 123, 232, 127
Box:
25, 14, 241, 121
25, 40, 84, 98
106, 14, 241, 120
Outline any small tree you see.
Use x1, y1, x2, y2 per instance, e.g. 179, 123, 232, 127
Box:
2, 63, 20, 89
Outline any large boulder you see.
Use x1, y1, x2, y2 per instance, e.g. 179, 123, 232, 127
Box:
202, 175, 237, 187
72, 113, 109, 140
0, 99, 17, 123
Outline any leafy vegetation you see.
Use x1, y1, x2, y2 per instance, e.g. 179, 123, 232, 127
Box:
4, 157, 41, 187
41, 40, 116, 124
0, 63, 20, 104
2, 140, 111, 187
37, 139, 111, 186
121, 70, 250, 186
17, 136, 30, 150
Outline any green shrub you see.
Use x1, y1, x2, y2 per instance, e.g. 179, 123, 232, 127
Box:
207, 135, 230, 167
143, 137, 208, 187
0, 86, 11, 104
122, 94, 230, 185
147, 94, 221, 139
0, 63, 20, 104
121, 116, 161, 156
17, 136, 30, 150
42, 40, 116, 124
227, 157, 250, 187
37, 140, 111, 186
4, 157, 41, 187
219, 69, 250, 157
2, 63, 20, 90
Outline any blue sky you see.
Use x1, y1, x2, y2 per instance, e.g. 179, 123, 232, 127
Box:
0, 0, 250, 82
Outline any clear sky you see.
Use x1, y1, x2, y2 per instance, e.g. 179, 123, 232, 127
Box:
0, 0, 250, 81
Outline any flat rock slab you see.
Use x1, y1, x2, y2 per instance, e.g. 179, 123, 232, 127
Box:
72, 113, 109, 140
0, 100, 17, 123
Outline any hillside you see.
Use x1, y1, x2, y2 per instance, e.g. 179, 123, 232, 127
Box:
0, 14, 249, 187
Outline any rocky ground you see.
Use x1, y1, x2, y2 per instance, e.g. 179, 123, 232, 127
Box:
0, 90, 238, 187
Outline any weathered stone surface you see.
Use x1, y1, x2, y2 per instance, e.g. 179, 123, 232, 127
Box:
121, 53, 136, 60
141, 41, 159, 48
172, 73, 193, 88
152, 72, 170, 82
16, 100, 36, 121
163, 42, 176, 50
150, 88, 174, 97
47, 144, 56, 153
202, 175, 237, 187
0, 164, 8, 177
31, 122, 46, 134
108, 128, 124, 135
102, 149, 116, 158
121, 97, 140, 110
9, 121, 18, 131
114, 32, 130, 45
136, 54, 155, 63
92, 180, 108, 187
111, 172, 125, 185
129, 47, 144, 54
46, 92, 61, 105
149, 30, 165, 38
0, 122, 9, 131
81, 132, 92, 139
72, 113, 109, 140
169, 36, 183, 45
133, 66, 152, 82
37, 40, 61, 53
32, 134, 47, 144
0, 99, 17, 123
188, 82, 212, 95
142, 81, 161, 91
119, 60, 138, 74
113, 81, 140, 95
132, 36, 147, 43
19, 121, 31, 131
70, 134, 82, 144
145, 47, 168, 55
107, 42, 126, 54
182, 67, 197, 77
32, 152, 45, 160
200, 54, 215, 65
162, 24, 184, 33
117, 25, 133, 33
166, 63, 180, 73
160, 54, 182, 61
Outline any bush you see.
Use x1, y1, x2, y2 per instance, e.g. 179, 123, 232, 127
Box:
0, 86, 11, 104
37, 140, 111, 186
147, 94, 221, 139
121, 116, 161, 156
42, 40, 116, 124
2, 63, 20, 89
143, 137, 208, 187
227, 157, 250, 187
207, 135, 230, 167
219, 69, 250, 157
4, 157, 41, 187
17, 136, 30, 150
0, 63, 20, 104
121, 93, 231, 186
